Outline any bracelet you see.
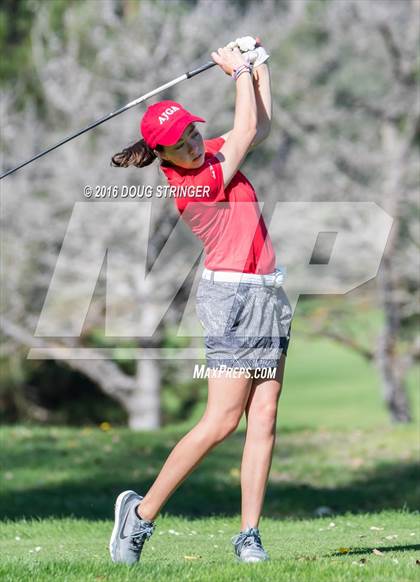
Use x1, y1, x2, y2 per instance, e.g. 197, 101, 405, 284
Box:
232, 63, 252, 81
232, 64, 252, 80
235, 68, 252, 81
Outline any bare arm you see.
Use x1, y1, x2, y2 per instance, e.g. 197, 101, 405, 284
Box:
251, 63, 272, 146
211, 47, 257, 189
220, 63, 272, 149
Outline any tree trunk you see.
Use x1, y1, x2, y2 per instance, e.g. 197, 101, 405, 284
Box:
374, 122, 413, 423
124, 358, 161, 430
376, 331, 412, 423
376, 254, 412, 423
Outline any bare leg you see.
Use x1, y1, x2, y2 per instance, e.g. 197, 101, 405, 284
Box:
137, 371, 254, 522
239, 355, 286, 530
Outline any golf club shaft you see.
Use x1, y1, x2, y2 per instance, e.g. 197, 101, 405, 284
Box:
0, 61, 216, 180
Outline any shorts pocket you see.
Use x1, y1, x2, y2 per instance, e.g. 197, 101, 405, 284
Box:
195, 281, 240, 335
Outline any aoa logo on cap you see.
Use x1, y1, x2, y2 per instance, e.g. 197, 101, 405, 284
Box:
158, 106, 180, 125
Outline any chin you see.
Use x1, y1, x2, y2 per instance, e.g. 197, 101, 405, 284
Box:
192, 154, 204, 168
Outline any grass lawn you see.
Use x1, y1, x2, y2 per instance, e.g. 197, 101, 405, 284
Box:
280, 335, 420, 430
1, 334, 419, 580
1, 512, 419, 581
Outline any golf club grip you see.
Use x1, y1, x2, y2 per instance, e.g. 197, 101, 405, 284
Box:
186, 61, 217, 78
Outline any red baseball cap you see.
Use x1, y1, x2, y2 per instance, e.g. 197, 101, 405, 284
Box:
140, 100, 205, 150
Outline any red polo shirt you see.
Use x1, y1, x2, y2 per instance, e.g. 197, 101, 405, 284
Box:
160, 137, 276, 274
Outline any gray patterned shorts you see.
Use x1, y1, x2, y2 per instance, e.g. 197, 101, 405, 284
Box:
195, 277, 293, 370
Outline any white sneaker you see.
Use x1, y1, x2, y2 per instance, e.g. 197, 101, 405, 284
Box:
109, 490, 155, 565
231, 526, 270, 562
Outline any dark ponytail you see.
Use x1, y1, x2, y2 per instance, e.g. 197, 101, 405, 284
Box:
111, 139, 163, 169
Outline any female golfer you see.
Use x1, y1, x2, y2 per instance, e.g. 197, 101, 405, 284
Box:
109, 38, 292, 565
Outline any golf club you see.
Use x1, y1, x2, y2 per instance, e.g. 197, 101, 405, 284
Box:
0, 60, 216, 180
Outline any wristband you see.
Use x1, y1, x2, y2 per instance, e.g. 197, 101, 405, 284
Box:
232, 63, 252, 81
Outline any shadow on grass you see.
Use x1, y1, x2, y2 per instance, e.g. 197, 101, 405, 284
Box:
330, 544, 420, 556
1, 430, 419, 521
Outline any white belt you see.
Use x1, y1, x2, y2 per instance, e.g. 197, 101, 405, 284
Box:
202, 266, 286, 288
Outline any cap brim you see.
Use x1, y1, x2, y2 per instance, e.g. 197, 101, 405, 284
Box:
158, 114, 206, 147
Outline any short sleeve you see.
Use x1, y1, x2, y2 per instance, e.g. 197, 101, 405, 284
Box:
205, 136, 226, 155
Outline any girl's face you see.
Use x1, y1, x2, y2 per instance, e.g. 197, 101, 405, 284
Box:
158, 123, 205, 169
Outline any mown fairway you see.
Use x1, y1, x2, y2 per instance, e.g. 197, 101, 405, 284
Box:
1, 336, 419, 580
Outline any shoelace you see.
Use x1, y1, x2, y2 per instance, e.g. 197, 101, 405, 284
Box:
231, 527, 263, 551
130, 522, 155, 550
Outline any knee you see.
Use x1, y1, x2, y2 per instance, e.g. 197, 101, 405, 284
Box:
218, 414, 242, 441
201, 412, 242, 444
248, 403, 278, 436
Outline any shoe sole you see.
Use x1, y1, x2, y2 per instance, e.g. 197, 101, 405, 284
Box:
109, 489, 138, 563
236, 558, 269, 564
235, 552, 270, 563
236, 555, 269, 563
